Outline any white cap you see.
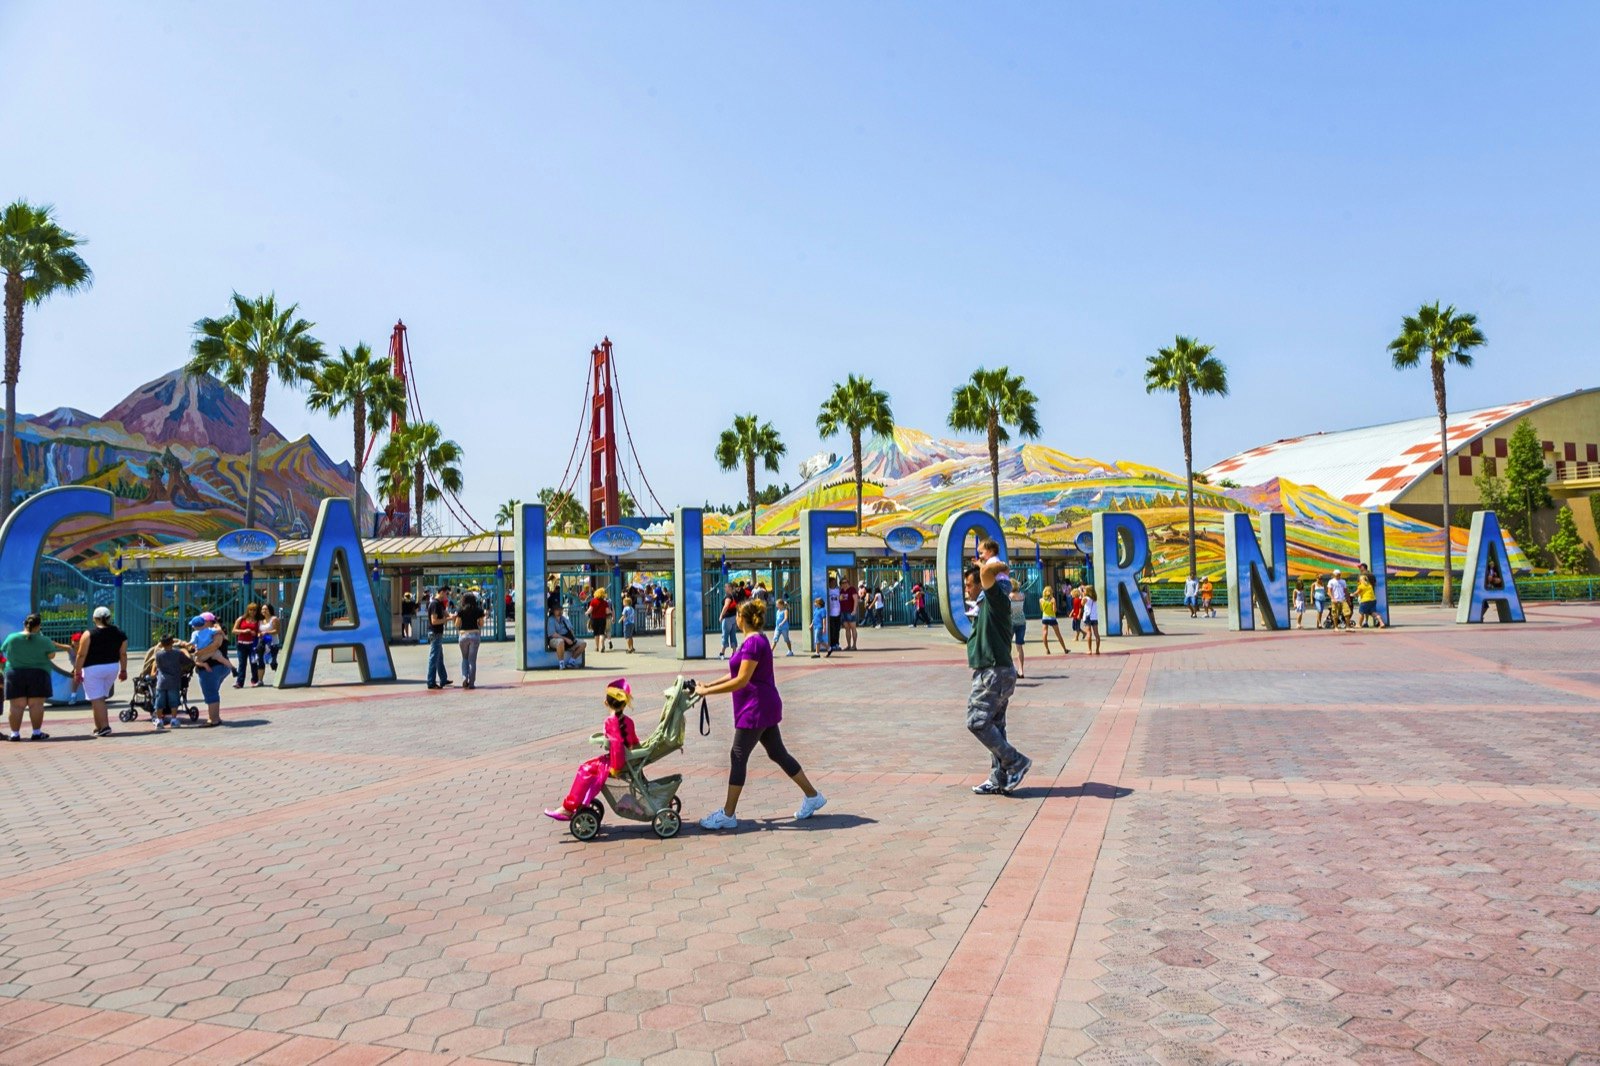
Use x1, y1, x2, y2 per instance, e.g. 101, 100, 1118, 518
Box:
93, 606, 112, 619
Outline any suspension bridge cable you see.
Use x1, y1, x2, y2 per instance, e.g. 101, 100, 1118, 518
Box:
608, 353, 668, 515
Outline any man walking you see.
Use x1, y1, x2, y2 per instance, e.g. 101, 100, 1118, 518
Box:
426, 587, 452, 689
826, 575, 843, 653
965, 555, 1031, 796
1184, 574, 1200, 618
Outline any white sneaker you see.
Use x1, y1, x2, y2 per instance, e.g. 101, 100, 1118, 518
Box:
795, 793, 827, 820
699, 809, 738, 830
155, 720, 167, 731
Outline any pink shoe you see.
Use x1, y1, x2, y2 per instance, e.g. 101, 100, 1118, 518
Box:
544, 809, 571, 821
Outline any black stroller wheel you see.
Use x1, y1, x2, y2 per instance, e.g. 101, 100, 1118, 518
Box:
589, 801, 604, 822
187, 709, 200, 721
570, 809, 600, 841
652, 809, 681, 839
670, 796, 682, 814
118, 707, 137, 723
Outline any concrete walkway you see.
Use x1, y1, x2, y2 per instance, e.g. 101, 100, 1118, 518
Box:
3, 605, 1598, 1064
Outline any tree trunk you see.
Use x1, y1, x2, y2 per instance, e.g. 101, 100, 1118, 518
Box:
352, 396, 366, 534
1433, 360, 1453, 607
1180, 385, 1197, 581
244, 366, 268, 529
414, 460, 425, 534
1, 271, 24, 522
746, 454, 758, 534
987, 412, 1000, 521
852, 429, 863, 529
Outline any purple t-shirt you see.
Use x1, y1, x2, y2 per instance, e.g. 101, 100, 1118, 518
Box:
728, 632, 782, 730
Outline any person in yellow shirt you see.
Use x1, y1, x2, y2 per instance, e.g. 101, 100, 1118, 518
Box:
1356, 574, 1384, 629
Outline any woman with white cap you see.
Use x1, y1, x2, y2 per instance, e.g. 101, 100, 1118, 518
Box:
74, 605, 128, 737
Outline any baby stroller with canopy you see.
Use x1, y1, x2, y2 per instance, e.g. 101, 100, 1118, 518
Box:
120, 646, 198, 723
568, 676, 704, 842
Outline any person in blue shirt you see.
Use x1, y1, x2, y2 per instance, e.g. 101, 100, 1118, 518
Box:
810, 596, 830, 659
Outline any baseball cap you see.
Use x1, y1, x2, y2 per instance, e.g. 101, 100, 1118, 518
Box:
92, 606, 112, 620
201, 611, 216, 622
189, 615, 207, 628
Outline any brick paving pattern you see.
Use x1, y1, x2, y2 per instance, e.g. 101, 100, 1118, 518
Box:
1, 604, 1597, 1064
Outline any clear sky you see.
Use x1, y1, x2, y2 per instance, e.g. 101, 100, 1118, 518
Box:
5, 1, 1597, 529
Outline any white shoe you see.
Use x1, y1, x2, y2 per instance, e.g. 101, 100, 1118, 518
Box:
699, 809, 738, 830
795, 793, 827, 820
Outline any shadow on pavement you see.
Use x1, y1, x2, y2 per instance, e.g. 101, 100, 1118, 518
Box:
1010, 781, 1133, 801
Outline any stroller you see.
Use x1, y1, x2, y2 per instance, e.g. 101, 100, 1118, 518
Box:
119, 647, 199, 723
568, 677, 705, 842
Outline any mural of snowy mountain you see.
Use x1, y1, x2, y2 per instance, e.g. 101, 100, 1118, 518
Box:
707, 425, 1516, 580
7, 369, 366, 562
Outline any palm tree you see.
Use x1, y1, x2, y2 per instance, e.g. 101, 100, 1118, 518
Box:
0, 201, 92, 520
536, 488, 587, 536
714, 414, 785, 534
188, 293, 325, 529
1389, 302, 1486, 607
1143, 336, 1230, 581
307, 343, 405, 532
495, 499, 523, 531
374, 421, 463, 535
817, 374, 894, 528
947, 366, 1041, 521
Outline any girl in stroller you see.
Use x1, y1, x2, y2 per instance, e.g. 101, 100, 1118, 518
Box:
545, 679, 637, 821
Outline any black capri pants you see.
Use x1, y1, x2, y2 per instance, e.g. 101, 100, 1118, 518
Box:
729, 725, 803, 787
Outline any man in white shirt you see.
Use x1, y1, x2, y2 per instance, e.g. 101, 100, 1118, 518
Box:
1183, 575, 1200, 617
1326, 571, 1349, 629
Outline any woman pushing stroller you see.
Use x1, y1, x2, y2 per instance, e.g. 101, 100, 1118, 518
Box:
696, 598, 825, 831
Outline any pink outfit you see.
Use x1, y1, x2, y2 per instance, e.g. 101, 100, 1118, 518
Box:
560, 713, 639, 813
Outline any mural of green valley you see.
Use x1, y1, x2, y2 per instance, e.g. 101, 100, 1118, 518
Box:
13, 369, 366, 563
703, 427, 1521, 579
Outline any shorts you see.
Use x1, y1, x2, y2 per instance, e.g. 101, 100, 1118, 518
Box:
775, 622, 790, 640
622, 622, 636, 638
81, 662, 120, 701
154, 687, 181, 712
4, 668, 52, 700
590, 618, 607, 637
1184, 595, 1196, 607
1012, 624, 1026, 645
1071, 618, 1081, 632
1041, 616, 1057, 626
1359, 601, 1376, 616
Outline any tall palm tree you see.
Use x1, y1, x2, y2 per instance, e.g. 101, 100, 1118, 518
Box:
817, 374, 895, 528
1389, 302, 1486, 607
714, 414, 785, 534
947, 366, 1041, 521
307, 343, 405, 532
0, 201, 93, 519
188, 293, 325, 529
374, 421, 464, 535
495, 499, 523, 531
1143, 336, 1229, 581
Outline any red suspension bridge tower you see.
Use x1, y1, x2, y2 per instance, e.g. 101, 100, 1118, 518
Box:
588, 339, 621, 531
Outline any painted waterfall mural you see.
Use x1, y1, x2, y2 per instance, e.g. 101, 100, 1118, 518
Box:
9, 369, 366, 563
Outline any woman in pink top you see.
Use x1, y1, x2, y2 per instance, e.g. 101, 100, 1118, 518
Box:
694, 599, 825, 831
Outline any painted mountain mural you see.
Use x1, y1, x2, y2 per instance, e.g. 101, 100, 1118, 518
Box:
702, 426, 1523, 580
7, 369, 367, 562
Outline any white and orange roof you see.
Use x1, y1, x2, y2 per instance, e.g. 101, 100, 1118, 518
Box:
1200, 397, 1562, 507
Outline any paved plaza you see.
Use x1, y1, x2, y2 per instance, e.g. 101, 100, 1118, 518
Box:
2, 605, 1599, 1065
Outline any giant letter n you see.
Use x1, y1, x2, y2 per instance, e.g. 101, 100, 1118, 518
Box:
1224, 512, 1289, 631
277, 498, 396, 686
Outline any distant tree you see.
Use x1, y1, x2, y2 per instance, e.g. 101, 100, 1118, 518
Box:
1548, 505, 1589, 574
715, 414, 785, 534
495, 499, 522, 530
189, 293, 326, 529
1389, 302, 1486, 606
1005, 514, 1026, 531
1144, 336, 1229, 582
535, 488, 585, 536
374, 421, 463, 533
1503, 419, 1553, 558
308, 343, 405, 531
1026, 513, 1048, 532
948, 366, 1040, 522
619, 491, 637, 518
817, 374, 895, 528
0, 201, 92, 519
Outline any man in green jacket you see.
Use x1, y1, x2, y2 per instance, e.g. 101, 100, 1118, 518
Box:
965, 553, 1032, 795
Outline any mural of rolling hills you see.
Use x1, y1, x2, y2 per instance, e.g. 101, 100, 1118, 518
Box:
7, 369, 367, 563
706, 426, 1522, 580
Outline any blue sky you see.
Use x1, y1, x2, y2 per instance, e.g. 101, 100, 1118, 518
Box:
5, 1, 1597, 528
